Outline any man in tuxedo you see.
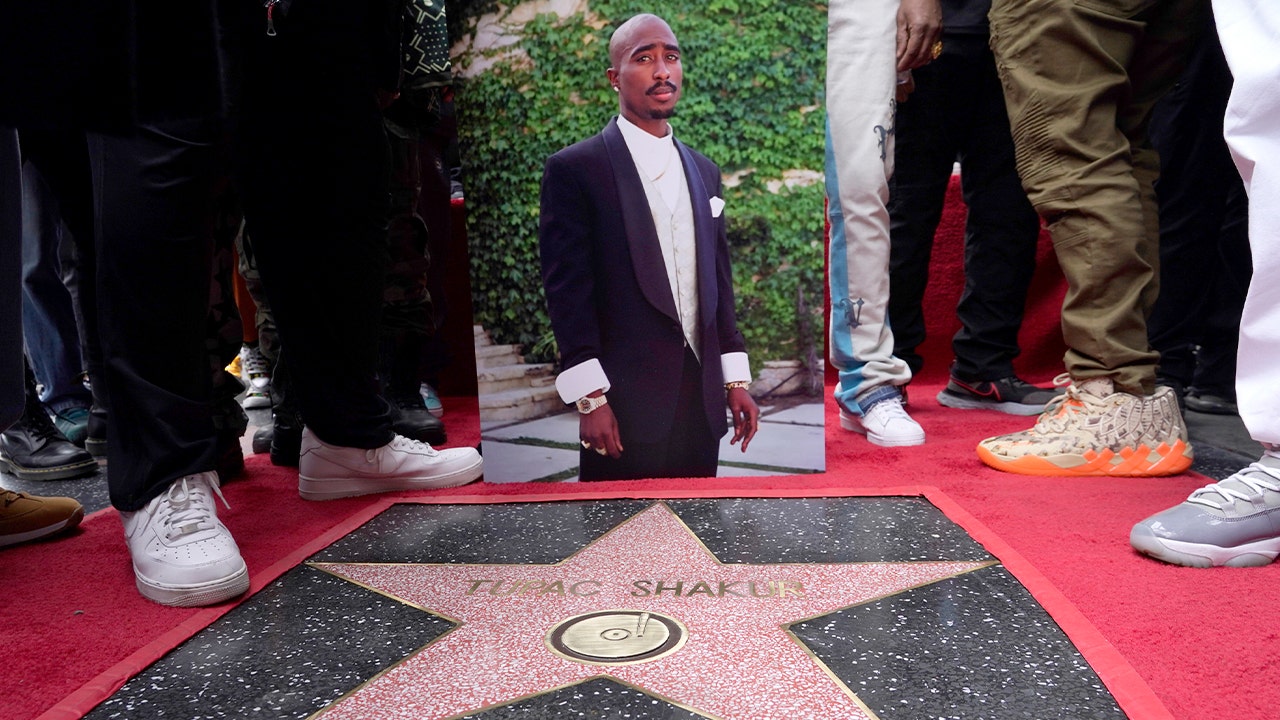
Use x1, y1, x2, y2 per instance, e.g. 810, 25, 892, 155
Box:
539, 13, 759, 481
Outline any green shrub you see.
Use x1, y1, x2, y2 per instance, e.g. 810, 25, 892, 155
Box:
451, 0, 826, 376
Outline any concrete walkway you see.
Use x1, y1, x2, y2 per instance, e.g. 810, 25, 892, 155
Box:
480, 398, 826, 483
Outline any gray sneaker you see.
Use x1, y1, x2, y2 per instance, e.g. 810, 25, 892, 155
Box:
1130, 455, 1280, 567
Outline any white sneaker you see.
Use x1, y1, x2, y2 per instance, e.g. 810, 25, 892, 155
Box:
840, 398, 925, 447
298, 428, 483, 500
120, 472, 249, 607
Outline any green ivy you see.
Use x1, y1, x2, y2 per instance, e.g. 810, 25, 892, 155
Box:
453, 1, 826, 375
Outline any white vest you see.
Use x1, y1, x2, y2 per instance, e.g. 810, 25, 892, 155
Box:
637, 162, 700, 362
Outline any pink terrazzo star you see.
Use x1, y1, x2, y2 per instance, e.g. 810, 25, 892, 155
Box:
313, 503, 992, 720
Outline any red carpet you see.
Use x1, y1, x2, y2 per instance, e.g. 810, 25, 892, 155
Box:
11, 392, 1279, 720
8, 178, 1278, 719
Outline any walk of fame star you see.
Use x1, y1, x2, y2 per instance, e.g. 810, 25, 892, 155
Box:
311, 503, 994, 719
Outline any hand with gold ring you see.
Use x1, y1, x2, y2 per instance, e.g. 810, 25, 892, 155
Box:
895, 0, 943, 71
579, 404, 624, 459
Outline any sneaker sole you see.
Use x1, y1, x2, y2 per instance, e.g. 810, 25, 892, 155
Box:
936, 390, 1047, 417
839, 414, 925, 447
1130, 531, 1280, 568
976, 439, 1194, 477
298, 456, 484, 501
0, 455, 100, 481
134, 563, 250, 607
241, 395, 272, 410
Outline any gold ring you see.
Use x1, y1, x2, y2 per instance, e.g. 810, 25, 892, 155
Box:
930, 41, 943, 60
581, 440, 591, 449
595, 447, 607, 456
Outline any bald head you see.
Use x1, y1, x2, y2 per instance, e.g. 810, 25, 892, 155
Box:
608, 14, 673, 67
606, 14, 683, 136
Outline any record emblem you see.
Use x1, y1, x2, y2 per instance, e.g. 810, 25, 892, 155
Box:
547, 610, 687, 665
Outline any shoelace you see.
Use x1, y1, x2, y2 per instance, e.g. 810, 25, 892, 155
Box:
160, 476, 231, 538
241, 348, 271, 378
366, 435, 440, 462
1034, 375, 1107, 434
25, 407, 63, 443
998, 376, 1039, 391
868, 397, 910, 422
1187, 463, 1280, 510
2, 490, 28, 507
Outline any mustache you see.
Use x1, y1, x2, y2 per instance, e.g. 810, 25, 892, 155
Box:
647, 82, 678, 95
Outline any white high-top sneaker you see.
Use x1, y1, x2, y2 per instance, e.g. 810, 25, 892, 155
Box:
120, 472, 249, 607
298, 428, 483, 501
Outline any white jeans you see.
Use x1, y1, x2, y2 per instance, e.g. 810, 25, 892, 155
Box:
1215, 0, 1280, 447
825, 0, 912, 415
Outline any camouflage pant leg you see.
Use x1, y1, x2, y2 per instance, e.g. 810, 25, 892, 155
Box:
235, 223, 280, 364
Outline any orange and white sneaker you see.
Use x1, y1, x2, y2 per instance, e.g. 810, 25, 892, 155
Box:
976, 375, 1193, 477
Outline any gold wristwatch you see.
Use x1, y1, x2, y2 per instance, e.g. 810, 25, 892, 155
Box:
576, 394, 609, 414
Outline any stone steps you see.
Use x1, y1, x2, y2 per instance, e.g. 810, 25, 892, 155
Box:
474, 325, 564, 422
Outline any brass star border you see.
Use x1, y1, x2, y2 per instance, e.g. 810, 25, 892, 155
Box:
308, 502, 995, 719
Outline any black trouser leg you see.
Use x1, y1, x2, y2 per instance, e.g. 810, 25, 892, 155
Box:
238, 110, 394, 449
88, 119, 221, 510
950, 46, 1042, 380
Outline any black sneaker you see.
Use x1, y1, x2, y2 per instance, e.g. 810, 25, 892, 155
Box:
1185, 390, 1238, 416
937, 375, 1062, 416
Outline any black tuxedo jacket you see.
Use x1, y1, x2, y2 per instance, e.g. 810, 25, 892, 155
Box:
539, 118, 747, 444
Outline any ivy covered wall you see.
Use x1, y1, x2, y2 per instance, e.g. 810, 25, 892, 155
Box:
448, 0, 827, 377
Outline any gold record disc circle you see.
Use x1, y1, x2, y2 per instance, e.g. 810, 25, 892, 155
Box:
546, 610, 688, 666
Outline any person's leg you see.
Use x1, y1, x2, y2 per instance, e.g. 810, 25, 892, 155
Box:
929, 42, 1059, 416
989, 0, 1196, 394
240, 112, 395, 450
20, 129, 109, 456
1187, 176, 1250, 409
19, 160, 92, 421
1217, 1, 1280, 448
86, 118, 249, 606
381, 106, 446, 445
825, 0, 920, 445
1129, 0, 1280, 568
950, 44, 1043, 382
1146, 25, 1235, 393
979, 0, 1198, 476
0, 127, 85, 547
89, 119, 222, 510
886, 51, 961, 378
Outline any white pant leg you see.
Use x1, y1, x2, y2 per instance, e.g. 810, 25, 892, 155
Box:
825, 0, 912, 415
1214, 0, 1280, 446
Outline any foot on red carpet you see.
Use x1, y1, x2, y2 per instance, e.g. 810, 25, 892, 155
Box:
839, 396, 925, 447
0, 489, 84, 547
297, 428, 483, 501
937, 373, 1062, 416
120, 472, 249, 607
1131, 452, 1280, 567
976, 375, 1193, 477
